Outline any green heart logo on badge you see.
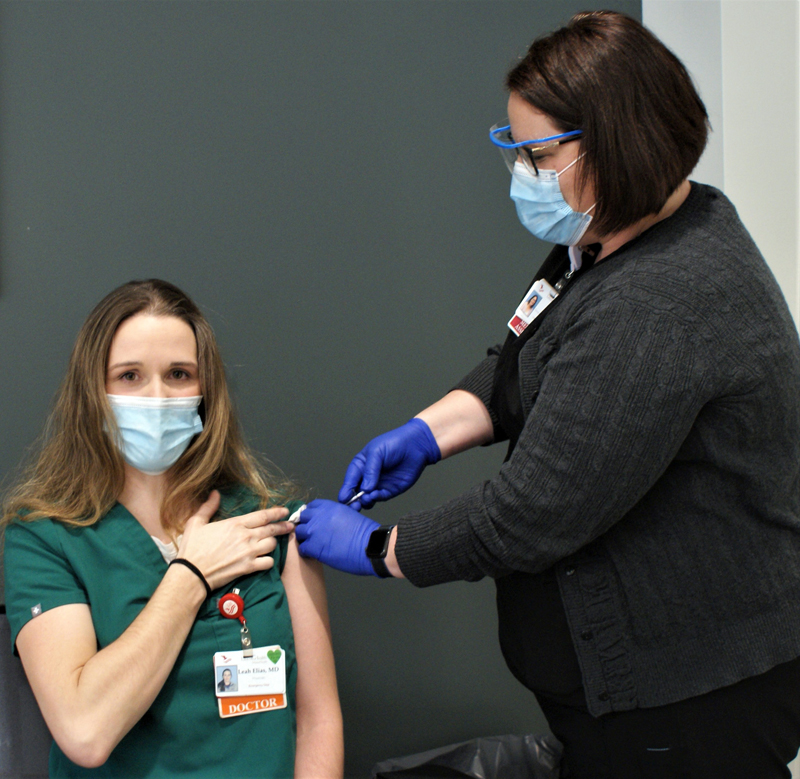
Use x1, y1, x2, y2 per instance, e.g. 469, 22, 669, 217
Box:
267, 649, 282, 664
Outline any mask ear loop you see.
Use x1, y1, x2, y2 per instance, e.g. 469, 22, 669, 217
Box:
556, 151, 586, 177
557, 152, 597, 216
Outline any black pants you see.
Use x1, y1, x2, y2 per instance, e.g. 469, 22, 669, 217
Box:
536, 656, 800, 779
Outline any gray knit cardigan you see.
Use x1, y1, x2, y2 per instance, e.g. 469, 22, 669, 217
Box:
395, 183, 800, 716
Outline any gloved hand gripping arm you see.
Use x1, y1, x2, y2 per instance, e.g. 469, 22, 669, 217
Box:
294, 499, 383, 576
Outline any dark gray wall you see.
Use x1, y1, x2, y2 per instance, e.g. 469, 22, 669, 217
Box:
0, 2, 641, 775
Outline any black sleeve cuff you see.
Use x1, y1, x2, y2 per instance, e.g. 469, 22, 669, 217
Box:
452, 347, 508, 443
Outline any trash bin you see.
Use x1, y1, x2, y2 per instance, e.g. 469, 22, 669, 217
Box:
369, 733, 562, 779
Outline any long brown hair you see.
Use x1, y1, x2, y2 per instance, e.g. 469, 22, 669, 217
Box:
2, 279, 298, 534
506, 11, 709, 236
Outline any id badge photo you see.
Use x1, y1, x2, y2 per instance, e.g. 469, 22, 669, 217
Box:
508, 278, 559, 335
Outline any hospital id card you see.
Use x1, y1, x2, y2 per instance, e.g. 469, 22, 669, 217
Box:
508, 278, 558, 335
214, 646, 287, 718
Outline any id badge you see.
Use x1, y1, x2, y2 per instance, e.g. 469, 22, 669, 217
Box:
213, 646, 287, 718
508, 278, 559, 335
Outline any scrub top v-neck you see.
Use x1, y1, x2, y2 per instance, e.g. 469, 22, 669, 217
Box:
4, 491, 300, 778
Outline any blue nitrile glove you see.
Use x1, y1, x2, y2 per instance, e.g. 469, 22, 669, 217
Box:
338, 418, 441, 510
294, 499, 380, 576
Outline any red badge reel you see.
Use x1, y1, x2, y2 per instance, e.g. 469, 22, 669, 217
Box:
218, 591, 244, 621
218, 588, 252, 657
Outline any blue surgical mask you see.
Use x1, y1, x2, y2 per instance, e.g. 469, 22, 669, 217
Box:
107, 395, 203, 475
509, 157, 595, 245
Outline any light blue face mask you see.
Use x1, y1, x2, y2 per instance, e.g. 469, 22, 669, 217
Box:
107, 394, 203, 475
509, 157, 595, 246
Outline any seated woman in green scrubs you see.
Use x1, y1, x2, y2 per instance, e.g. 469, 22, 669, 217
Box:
2, 279, 343, 778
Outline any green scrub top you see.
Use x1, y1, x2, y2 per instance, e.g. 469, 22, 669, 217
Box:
4, 489, 300, 778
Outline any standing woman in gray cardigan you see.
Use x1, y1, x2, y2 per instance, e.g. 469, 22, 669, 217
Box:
296, 11, 800, 778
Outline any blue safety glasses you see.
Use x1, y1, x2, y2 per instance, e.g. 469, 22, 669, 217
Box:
490, 122, 583, 176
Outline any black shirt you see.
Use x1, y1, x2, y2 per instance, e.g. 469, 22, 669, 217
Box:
492, 245, 599, 710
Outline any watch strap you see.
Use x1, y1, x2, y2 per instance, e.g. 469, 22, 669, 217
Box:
370, 556, 392, 578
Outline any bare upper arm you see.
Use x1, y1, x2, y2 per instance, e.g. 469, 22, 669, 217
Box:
282, 536, 342, 777
16, 603, 99, 740
281, 535, 339, 710
281, 535, 334, 659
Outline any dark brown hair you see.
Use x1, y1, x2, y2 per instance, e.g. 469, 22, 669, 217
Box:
506, 10, 709, 235
3, 279, 297, 535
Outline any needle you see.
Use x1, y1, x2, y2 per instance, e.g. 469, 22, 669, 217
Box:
346, 490, 365, 506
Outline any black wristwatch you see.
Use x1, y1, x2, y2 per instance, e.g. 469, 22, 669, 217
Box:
365, 525, 396, 578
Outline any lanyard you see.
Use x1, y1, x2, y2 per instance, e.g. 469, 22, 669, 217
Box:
218, 588, 253, 657
492, 243, 600, 457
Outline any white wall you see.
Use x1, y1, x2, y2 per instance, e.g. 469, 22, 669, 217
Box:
721, 1, 799, 322
642, 0, 725, 190
643, 2, 800, 774
644, 0, 799, 324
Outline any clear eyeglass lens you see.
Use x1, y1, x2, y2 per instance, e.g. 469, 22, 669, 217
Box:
498, 147, 520, 173
519, 149, 539, 175
492, 121, 578, 176
515, 140, 567, 176
497, 146, 538, 175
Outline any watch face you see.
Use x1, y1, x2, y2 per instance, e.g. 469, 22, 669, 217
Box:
366, 528, 391, 558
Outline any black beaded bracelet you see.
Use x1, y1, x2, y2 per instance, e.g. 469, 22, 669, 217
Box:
169, 558, 212, 600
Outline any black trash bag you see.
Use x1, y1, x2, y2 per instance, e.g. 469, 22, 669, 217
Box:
369, 733, 563, 779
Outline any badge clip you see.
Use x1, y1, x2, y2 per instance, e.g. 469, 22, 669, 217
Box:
240, 623, 253, 657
